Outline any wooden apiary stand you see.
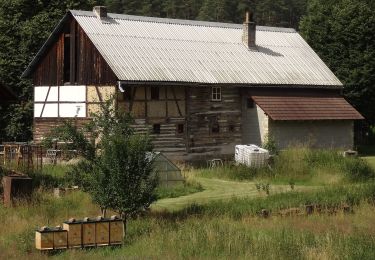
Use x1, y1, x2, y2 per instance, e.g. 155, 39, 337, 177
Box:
35, 227, 67, 250
109, 216, 124, 245
63, 219, 82, 248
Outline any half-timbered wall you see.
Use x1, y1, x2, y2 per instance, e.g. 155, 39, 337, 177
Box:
118, 86, 187, 158
186, 86, 242, 157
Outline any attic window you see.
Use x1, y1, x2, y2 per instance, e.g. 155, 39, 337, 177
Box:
212, 87, 221, 101
151, 87, 159, 100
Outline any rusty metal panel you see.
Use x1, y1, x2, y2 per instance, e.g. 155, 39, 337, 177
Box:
252, 95, 364, 121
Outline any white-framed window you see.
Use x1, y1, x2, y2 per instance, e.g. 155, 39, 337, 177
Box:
34, 85, 86, 118
211, 87, 221, 101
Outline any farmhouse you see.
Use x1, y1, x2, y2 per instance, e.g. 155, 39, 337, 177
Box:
22, 7, 363, 160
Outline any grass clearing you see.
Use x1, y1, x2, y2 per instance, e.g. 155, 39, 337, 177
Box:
1, 147, 375, 258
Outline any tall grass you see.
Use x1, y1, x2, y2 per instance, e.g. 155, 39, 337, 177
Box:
193, 147, 375, 185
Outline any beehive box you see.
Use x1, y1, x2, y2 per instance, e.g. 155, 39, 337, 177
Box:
95, 217, 110, 246
35, 227, 67, 250
35, 228, 54, 250
53, 229, 68, 249
63, 219, 82, 248
82, 218, 96, 247
109, 216, 124, 245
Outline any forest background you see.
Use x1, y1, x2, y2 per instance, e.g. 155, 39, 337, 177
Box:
0, 0, 374, 143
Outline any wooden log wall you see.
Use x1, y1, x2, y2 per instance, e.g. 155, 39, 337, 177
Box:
32, 17, 117, 86
186, 86, 242, 156
33, 118, 92, 142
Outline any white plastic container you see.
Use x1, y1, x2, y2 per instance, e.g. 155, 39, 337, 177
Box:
235, 144, 269, 168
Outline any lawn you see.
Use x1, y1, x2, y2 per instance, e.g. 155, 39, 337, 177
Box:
1, 148, 375, 259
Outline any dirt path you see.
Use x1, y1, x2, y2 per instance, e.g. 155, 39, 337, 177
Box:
152, 177, 312, 211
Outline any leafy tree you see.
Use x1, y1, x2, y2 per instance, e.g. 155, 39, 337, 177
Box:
45, 99, 157, 233
300, 0, 375, 126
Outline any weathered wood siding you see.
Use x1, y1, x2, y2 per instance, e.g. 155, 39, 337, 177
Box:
186, 86, 242, 158
32, 17, 117, 86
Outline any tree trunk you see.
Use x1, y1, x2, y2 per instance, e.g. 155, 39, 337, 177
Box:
121, 212, 127, 239
101, 207, 107, 218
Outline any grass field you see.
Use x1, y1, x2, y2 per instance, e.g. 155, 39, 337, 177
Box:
1, 148, 375, 259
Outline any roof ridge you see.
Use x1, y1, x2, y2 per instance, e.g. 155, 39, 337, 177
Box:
69, 10, 296, 33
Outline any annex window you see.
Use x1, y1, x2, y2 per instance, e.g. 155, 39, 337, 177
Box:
151, 87, 160, 100
228, 124, 235, 132
177, 124, 184, 134
247, 98, 255, 108
211, 87, 221, 101
153, 124, 161, 134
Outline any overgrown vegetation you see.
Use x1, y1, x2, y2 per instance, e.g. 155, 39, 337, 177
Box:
193, 147, 375, 185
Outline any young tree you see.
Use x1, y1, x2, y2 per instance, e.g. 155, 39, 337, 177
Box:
45, 99, 158, 234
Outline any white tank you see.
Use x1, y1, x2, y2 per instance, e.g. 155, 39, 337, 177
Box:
235, 144, 269, 168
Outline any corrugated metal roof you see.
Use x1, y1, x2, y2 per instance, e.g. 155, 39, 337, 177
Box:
252, 95, 363, 120
23, 10, 343, 87
70, 10, 342, 87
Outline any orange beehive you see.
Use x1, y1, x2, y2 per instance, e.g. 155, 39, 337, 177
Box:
109, 216, 124, 245
63, 218, 82, 248
82, 218, 96, 247
95, 216, 110, 246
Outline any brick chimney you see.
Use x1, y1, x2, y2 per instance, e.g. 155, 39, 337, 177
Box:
93, 6, 107, 19
242, 11, 256, 48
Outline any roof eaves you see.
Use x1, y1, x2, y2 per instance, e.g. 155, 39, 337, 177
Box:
21, 12, 71, 79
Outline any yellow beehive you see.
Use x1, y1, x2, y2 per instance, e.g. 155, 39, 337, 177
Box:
63, 218, 82, 248
82, 218, 96, 247
35, 227, 54, 250
95, 216, 110, 246
109, 216, 124, 245
53, 227, 68, 249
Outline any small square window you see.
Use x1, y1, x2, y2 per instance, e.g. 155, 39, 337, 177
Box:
228, 125, 235, 132
177, 124, 184, 134
153, 124, 161, 134
211, 87, 221, 101
247, 98, 254, 108
151, 87, 160, 100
